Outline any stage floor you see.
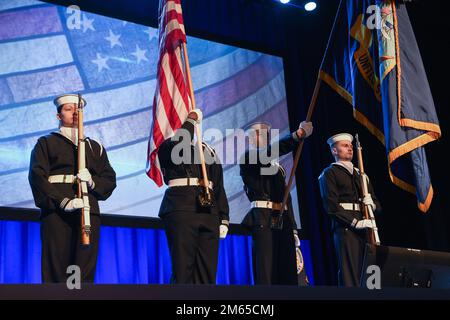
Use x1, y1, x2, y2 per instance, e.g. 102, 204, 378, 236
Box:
0, 284, 449, 300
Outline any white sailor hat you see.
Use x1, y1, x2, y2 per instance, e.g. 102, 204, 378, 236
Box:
53, 94, 86, 110
244, 121, 271, 132
327, 133, 353, 146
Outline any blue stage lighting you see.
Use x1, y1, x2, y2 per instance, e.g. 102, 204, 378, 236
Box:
280, 0, 291, 4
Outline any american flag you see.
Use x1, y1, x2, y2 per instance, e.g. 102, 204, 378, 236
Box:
146, 0, 191, 187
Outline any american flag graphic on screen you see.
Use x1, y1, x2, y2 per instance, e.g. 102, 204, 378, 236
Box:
0, 0, 300, 224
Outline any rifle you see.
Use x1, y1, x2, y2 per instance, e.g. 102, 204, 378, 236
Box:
355, 134, 380, 245
77, 94, 91, 246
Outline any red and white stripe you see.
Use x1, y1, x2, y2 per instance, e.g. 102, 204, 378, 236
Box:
146, 0, 191, 186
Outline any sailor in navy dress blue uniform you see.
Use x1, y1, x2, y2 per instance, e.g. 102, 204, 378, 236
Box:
239, 120, 313, 285
157, 109, 230, 284
29, 94, 116, 283
318, 133, 381, 287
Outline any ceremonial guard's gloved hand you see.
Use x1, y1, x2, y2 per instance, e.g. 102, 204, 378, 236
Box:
77, 168, 95, 189
296, 121, 313, 139
355, 219, 374, 230
362, 194, 376, 211
188, 109, 203, 124
62, 198, 84, 212
293, 231, 301, 247
219, 224, 229, 239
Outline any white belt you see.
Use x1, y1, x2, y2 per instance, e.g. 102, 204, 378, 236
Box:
251, 200, 287, 211
339, 203, 360, 211
48, 174, 76, 184
168, 178, 213, 189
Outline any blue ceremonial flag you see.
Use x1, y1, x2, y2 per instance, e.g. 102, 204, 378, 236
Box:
319, 0, 441, 212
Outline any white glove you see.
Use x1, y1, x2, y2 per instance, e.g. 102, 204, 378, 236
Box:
219, 224, 228, 239
64, 198, 84, 212
77, 168, 94, 189
188, 109, 203, 124
294, 232, 301, 247
298, 121, 313, 138
355, 219, 374, 230
362, 194, 376, 211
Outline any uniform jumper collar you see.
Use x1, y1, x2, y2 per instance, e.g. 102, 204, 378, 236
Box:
332, 161, 354, 175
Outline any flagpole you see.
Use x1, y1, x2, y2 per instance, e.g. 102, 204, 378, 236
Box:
181, 42, 211, 201
280, 77, 322, 215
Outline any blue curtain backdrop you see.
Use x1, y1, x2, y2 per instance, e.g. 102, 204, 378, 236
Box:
0, 219, 314, 284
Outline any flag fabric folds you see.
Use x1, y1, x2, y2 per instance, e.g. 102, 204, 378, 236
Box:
146, 0, 191, 186
319, 0, 441, 212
